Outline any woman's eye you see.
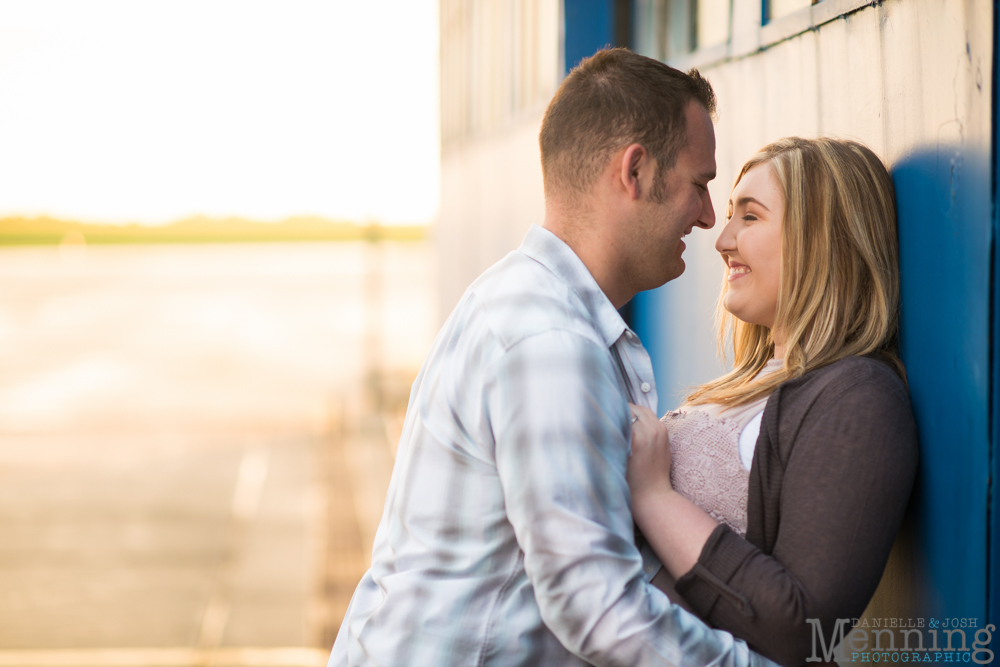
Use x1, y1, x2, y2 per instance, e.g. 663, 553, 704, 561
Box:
742, 214, 758, 223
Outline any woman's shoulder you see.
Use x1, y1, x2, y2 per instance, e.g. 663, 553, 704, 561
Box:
766, 355, 914, 440
781, 354, 909, 405
764, 355, 918, 463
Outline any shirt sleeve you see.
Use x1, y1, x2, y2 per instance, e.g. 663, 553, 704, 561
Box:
488, 330, 766, 667
674, 366, 919, 666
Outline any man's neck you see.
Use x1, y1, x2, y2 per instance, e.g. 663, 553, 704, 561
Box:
542, 200, 633, 309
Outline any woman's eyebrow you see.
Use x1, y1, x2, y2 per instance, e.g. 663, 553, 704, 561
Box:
731, 196, 771, 211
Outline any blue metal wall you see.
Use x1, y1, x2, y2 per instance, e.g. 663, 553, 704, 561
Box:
563, 0, 614, 72
632, 263, 726, 415
895, 144, 992, 620
631, 282, 672, 414
991, 0, 1000, 638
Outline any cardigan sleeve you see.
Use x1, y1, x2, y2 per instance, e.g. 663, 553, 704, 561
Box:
673, 363, 919, 666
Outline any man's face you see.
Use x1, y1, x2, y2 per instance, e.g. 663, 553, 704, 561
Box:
629, 102, 717, 290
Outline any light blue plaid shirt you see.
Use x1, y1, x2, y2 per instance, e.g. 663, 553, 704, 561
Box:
329, 226, 773, 667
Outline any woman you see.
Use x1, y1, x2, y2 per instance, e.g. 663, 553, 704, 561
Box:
627, 137, 918, 666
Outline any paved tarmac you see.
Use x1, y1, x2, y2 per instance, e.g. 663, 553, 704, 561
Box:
0, 242, 434, 666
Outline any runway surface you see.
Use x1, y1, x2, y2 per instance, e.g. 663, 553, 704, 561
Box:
0, 241, 435, 666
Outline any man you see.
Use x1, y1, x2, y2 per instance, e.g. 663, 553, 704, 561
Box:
329, 48, 768, 667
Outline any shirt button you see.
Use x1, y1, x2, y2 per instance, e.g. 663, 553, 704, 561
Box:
640, 382, 651, 393
624, 330, 634, 340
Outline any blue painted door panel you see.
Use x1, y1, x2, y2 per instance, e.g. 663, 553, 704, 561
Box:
894, 145, 991, 621
563, 0, 614, 72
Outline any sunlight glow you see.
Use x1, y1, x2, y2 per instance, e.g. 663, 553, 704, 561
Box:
0, 1, 440, 225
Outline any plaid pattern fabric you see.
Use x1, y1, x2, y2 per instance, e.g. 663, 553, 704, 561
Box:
329, 226, 773, 667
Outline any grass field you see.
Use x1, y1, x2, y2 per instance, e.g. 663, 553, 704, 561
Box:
0, 216, 427, 245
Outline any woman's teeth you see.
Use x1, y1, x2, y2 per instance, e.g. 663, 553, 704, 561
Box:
728, 266, 751, 276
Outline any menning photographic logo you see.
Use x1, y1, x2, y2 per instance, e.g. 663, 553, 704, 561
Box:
806, 618, 995, 663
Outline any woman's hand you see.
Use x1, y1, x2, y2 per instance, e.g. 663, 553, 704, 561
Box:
626, 403, 720, 580
626, 404, 673, 501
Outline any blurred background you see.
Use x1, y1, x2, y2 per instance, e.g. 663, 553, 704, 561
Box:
0, 2, 437, 665
2, 0, 999, 664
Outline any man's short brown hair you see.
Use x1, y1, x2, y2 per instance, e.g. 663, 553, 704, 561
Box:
539, 48, 716, 198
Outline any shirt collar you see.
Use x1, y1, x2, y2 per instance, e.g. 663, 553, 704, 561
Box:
519, 225, 628, 348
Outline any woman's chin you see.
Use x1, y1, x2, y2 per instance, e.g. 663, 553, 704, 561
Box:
721, 297, 742, 320
722, 300, 766, 327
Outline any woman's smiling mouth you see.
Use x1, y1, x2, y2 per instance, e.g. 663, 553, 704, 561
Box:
727, 262, 751, 280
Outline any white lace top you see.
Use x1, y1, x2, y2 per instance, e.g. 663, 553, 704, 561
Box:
662, 359, 782, 537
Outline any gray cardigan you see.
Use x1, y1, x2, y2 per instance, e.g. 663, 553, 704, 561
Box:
673, 355, 919, 666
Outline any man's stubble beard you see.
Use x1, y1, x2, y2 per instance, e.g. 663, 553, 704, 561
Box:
626, 199, 683, 295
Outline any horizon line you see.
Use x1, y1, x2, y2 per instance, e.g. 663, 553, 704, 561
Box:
0, 215, 430, 245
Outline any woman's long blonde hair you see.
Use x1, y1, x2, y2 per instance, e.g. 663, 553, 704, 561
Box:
686, 137, 904, 409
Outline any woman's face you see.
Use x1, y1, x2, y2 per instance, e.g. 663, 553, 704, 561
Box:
715, 162, 784, 329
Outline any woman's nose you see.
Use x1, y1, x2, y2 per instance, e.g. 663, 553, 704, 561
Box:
715, 218, 736, 254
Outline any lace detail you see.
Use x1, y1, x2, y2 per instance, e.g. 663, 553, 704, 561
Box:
663, 409, 749, 537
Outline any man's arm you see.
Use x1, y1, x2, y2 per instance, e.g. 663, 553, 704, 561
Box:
488, 329, 762, 667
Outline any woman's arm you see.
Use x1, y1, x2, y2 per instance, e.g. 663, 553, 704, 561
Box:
629, 366, 919, 666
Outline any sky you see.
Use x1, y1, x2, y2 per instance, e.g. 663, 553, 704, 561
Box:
0, 1, 440, 226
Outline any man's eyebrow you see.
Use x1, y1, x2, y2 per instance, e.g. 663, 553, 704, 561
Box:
730, 196, 770, 211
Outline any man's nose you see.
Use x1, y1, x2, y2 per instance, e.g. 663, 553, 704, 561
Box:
696, 191, 715, 230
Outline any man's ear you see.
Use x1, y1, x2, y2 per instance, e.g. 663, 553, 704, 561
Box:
619, 143, 649, 201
